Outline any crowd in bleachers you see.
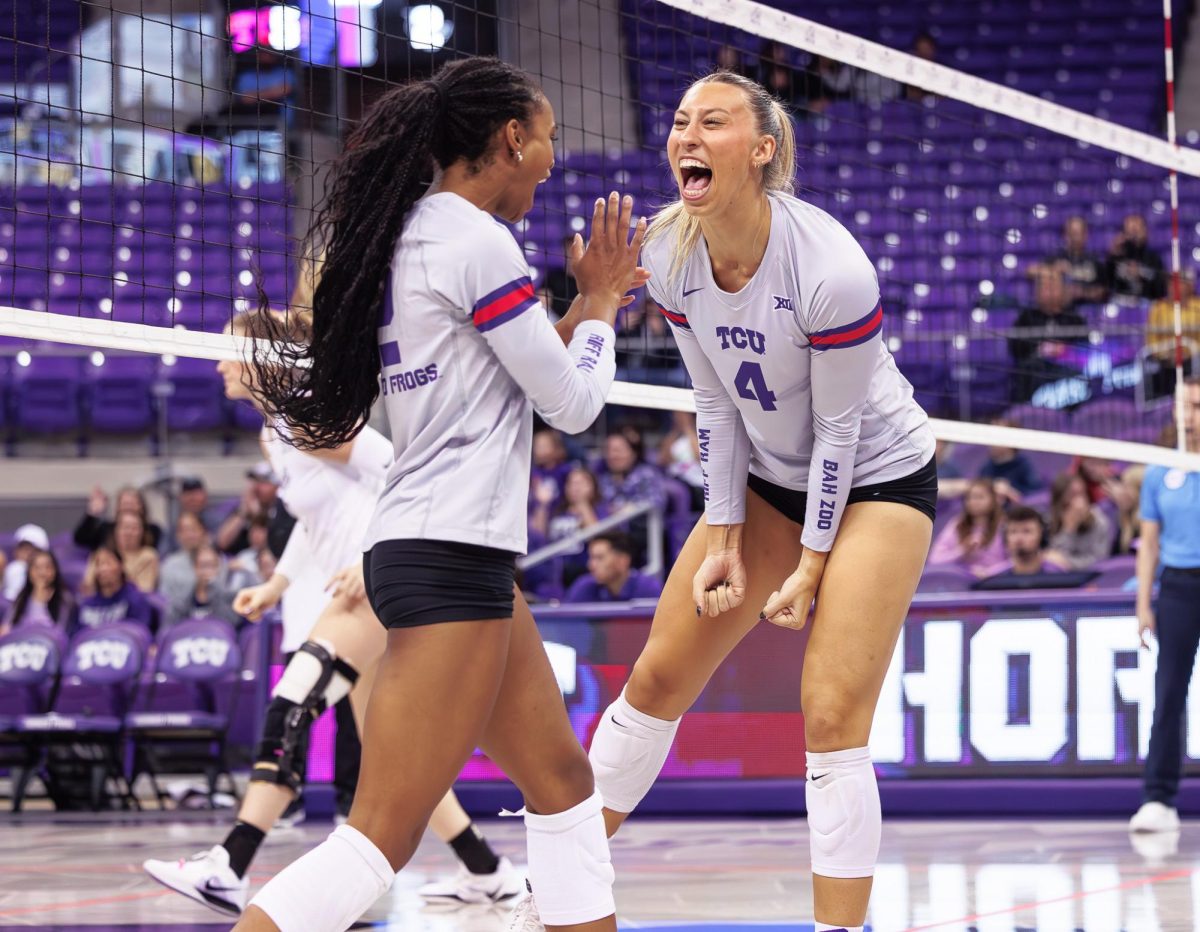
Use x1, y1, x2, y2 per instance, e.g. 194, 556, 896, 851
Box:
928, 436, 1147, 590
0, 467, 291, 639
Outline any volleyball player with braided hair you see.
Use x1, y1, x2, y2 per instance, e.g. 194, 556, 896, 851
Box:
142, 305, 521, 915
581, 72, 937, 932
232, 56, 646, 932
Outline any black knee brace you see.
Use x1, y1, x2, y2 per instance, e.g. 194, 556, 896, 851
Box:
252, 639, 359, 789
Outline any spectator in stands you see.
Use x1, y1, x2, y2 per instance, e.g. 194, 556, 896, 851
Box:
1009, 270, 1088, 402
597, 427, 667, 514
1131, 377, 1200, 833
531, 428, 572, 509
256, 546, 277, 583
903, 32, 938, 102
1, 549, 74, 635
530, 465, 609, 582
3, 523, 49, 601
543, 234, 580, 316
1108, 213, 1167, 300
1029, 216, 1109, 306
927, 479, 1008, 577
1116, 463, 1147, 554
104, 510, 160, 593
160, 512, 209, 609
934, 439, 970, 499
979, 417, 1043, 499
228, 513, 270, 591
216, 462, 295, 557
658, 410, 706, 509
1046, 473, 1113, 570
76, 545, 153, 630
984, 506, 1065, 578
167, 543, 240, 629
1146, 270, 1200, 395
564, 533, 663, 603
760, 41, 800, 105
179, 476, 222, 537
715, 44, 754, 80
74, 485, 163, 552
801, 55, 854, 113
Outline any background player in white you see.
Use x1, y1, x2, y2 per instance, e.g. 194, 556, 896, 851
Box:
584, 72, 937, 932
232, 57, 646, 932
143, 307, 521, 915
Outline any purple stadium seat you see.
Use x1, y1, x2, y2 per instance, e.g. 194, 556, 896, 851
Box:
15, 623, 146, 810
1070, 397, 1138, 437
11, 356, 83, 436
157, 357, 225, 431
126, 617, 244, 807
83, 355, 157, 435
917, 566, 976, 593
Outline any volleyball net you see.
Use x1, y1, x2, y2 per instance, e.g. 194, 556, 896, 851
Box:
2, 0, 1200, 470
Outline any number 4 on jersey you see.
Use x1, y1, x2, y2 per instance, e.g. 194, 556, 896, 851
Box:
734, 361, 777, 411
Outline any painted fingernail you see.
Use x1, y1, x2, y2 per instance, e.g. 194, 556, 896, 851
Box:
759, 612, 767, 621
696, 606, 702, 616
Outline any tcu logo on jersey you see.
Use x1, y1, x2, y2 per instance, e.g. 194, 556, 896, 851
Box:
715, 326, 767, 356
0, 642, 50, 674
76, 639, 132, 672
170, 637, 231, 669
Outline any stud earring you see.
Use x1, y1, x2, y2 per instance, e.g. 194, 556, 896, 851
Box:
516, 151, 524, 163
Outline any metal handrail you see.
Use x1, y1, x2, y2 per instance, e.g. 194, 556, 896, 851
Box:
518, 499, 665, 579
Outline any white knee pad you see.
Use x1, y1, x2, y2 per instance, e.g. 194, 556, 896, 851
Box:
250, 824, 393, 932
525, 790, 615, 925
805, 746, 881, 879
588, 688, 680, 814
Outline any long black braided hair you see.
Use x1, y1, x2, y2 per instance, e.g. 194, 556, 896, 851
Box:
252, 56, 544, 449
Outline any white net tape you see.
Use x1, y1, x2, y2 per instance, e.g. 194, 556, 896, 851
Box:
4, 304, 1198, 470
661, 0, 1200, 175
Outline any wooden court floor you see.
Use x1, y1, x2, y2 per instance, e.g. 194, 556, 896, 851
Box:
0, 816, 1196, 931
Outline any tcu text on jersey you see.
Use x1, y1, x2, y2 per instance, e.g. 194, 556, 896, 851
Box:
714, 326, 766, 355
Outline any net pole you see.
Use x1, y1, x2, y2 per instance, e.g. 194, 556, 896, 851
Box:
1165, 0, 1188, 452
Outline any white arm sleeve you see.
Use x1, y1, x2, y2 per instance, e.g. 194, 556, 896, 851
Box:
801, 263, 884, 552
345, 425, 393, 483
652, 291, 750, 526
274, 520, 312, 587
463, 226, 615, 435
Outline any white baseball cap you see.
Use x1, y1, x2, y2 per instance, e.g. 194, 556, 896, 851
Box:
14, 524, 49, 551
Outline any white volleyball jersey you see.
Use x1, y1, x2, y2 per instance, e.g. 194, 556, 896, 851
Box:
644, 192, 934, 552
363, 192, 615, 555
263, 420, 392, 581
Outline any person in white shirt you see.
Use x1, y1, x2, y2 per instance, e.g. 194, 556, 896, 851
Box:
230, 57, 646, 932
144, 304, 520, 914
583, 72, 937, 932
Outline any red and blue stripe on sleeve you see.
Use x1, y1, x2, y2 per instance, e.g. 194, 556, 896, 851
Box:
809, 303, 883, 349
653, 300, 691, 331
473, 277, 538, 332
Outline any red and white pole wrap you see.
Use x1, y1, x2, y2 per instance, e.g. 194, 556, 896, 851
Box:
1164, 0, 1187, 451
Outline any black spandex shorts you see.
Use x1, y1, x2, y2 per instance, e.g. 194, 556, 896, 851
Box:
363, 539, 517, 629
746, 455, 938, 526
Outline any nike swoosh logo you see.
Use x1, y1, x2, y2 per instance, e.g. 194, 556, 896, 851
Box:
682, 288, 703, 298
809, 772, 830, 782
611, 715, 628, 728
202, 879, 240, 892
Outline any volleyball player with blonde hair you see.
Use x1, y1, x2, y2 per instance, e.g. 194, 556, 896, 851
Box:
583, 71, 937, 931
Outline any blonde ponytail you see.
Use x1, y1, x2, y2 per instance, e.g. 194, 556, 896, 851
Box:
646, 71, 798, 285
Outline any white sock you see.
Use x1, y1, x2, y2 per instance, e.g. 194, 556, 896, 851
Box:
815, 923, 863, 932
